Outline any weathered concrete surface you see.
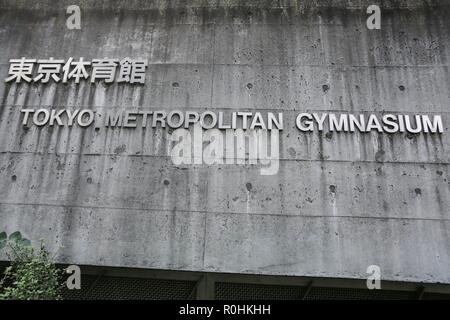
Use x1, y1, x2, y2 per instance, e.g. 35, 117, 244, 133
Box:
0, 0, 449, 283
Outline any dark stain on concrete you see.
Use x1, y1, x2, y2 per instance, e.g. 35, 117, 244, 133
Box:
375, 150, 385, 162
287, 147, 296, 157
113, 144, 127, 154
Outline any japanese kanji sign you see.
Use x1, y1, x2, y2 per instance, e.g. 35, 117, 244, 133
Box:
5, 57, 148, 84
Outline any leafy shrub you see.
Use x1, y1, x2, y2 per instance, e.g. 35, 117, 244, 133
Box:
0, 231, 64, 300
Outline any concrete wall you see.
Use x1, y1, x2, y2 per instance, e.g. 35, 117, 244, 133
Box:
0, 0, 449, 284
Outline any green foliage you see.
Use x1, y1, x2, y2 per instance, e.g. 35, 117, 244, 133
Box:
1, 231, 32, 248
0, 231, 64, 300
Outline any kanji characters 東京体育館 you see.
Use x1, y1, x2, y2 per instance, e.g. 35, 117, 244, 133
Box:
4, 57, 148, 84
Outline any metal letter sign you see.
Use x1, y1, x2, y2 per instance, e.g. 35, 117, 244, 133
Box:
5, 57, 148, 84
